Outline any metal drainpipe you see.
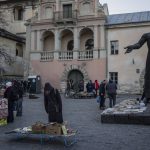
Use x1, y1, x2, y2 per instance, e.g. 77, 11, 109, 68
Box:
105, 25, 108, 80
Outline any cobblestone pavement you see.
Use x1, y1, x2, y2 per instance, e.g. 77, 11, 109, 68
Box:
0, 94, 150, 150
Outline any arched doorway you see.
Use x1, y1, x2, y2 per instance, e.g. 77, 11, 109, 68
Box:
67, 40, 74, 51
79, 28, 94, 50
60, 29, 73, 51
68, 69, 84, 91
42, 31, 54, 51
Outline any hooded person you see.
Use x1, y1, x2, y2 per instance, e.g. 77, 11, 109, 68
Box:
44, 82, 63, 123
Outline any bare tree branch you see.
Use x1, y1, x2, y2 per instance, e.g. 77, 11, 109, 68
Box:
0, 48, 15, 65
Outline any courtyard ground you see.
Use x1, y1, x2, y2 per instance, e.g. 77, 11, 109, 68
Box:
0, 94, 150, 150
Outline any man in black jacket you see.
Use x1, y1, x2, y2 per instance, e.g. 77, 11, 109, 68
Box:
99, 80, 107, 110
106, 80, 117, 108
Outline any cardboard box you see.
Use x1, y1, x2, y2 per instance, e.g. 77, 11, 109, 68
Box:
32, 122, 46, 134
45, 123, 62, 135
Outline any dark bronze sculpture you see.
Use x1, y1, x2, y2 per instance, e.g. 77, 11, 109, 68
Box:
125, 33, 150, 103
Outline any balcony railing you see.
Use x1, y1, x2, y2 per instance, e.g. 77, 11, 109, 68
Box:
59, 51, 73, 60
33, 49, 105, 62
54, 10, 77, 22
41, 51, 54, 61
78, 50, 93, 60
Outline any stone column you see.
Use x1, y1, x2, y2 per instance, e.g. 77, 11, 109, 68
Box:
74, 27, 79, 50
55, 28, 60, 51
37, 30, 41, 51
25, 24, 31, 78
54, 28, 60, 59
95, 0, 98, 17
94, 25, 98, 59
56, 0, 60, 11
100, 25, 105, 49
75, 0, 78, 10
73, 27, 79, 59
38, 5, 41, 20
94, 25, 98, 49
31, 31, 35, 51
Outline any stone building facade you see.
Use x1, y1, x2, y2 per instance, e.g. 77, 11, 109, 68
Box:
106, 12, 150, 93
0, 0, 38, 36
26, 0, 108, 92
0, 28, 25, 78
0, 0, 149, 93
25, 0, 150, 93
0, 0, 38, 79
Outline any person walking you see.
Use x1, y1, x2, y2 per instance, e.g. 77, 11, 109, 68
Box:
94, 80, 99, 97
4, 82, 14, 123
11, 80, 19, 117
65, 80, 71, 97
106, 79, 117, 108
99, 80, 107, 110
44, 82, 63, 123
16, 82, 23, 116
78, 80, 84, 92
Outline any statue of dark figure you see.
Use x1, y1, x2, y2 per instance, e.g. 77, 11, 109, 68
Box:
125, 33, 150, 104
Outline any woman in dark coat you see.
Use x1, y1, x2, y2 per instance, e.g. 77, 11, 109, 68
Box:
4, 82, 14, 123
44, 82, 63, 124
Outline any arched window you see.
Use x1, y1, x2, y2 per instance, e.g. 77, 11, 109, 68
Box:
85, 39, 94, 50
14, 6, 23, 21
67, 40, 74, 51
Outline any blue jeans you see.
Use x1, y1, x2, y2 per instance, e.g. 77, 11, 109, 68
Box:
16, 98, 23, 116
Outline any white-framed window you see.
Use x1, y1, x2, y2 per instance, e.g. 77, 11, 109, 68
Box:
110, 40, 119, 55
109, 72, 118, 84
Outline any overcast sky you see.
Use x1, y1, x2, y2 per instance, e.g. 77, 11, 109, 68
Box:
100, 0, 150, 14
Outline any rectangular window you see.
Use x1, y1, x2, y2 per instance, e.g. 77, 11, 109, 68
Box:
110, 41, 119, 55
14, 7, 23, 21
63, 4, 72, 18
109, 72, 118, 84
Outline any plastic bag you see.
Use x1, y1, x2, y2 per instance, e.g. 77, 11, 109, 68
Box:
96, 96, 100, 103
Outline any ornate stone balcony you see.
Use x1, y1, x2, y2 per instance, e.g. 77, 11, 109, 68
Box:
31, 49, 106, 62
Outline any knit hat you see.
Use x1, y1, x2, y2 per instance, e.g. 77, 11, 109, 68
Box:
6, 82, 12, 87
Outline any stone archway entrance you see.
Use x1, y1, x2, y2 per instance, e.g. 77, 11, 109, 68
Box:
68, 69, 84, 91
60, 64, 89, 92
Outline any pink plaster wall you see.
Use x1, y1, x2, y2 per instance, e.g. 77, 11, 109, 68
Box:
31, 59, 106, 89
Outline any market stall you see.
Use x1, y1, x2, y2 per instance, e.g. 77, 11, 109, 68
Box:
5, 122, 77, 147
102, 99, 146, 115
101, 99, 150, 125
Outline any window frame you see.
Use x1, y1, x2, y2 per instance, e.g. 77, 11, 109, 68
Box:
109, 72, 118, 84
14, 6, 24, 21
110, 40, 119, 55
63, 4, 72, 18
